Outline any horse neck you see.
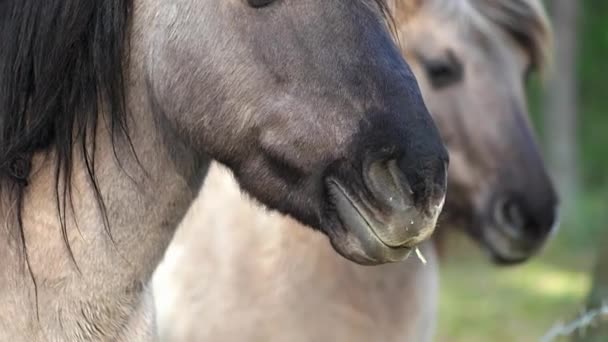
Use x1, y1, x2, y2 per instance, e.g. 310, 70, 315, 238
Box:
156, 163, 440, 341
165, 162, 437, 306
0, 62, 209, 341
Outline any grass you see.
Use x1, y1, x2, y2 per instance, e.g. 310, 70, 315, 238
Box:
436, 236, 594, 342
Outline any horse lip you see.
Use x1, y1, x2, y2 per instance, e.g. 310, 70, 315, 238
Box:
327, 180, 412, 263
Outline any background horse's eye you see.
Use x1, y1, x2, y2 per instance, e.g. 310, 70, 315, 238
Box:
247, 0, 276, 8
422, 51, 464, 89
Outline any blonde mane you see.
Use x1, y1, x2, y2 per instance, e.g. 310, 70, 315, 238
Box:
472, 0, 552, 71
398, 0, 552, 71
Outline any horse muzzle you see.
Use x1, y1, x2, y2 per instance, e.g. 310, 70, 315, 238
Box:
481, 195, 560, 265
327, 158, 447, 265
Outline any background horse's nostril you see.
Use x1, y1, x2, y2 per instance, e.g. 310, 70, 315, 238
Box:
494, 196, 558, 241
505, 199, 526, 228
505, 200, 526, 228
495, 198, 527, 239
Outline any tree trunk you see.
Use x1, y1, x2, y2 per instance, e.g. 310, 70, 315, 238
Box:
574, 228, 608, 341
543, 0, 580, 216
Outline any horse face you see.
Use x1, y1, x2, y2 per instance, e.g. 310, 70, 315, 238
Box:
399, 4, 558, 264
140, 0, 448, 265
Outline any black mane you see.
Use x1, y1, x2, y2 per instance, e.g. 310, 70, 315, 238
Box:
0, 0, 396, 276
0, 0, 133, 267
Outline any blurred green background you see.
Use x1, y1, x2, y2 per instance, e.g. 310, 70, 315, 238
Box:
436, 1, 607, 341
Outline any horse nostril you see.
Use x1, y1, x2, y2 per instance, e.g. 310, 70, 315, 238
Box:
494, 197, 558, 240
507, 200, 526, 228
366, 159, 414, 211
367, 158, 448, 212
495, 198, 527, 239
395, 156, 448, 211
360, 158, 446, 248
367, 156, 446, 220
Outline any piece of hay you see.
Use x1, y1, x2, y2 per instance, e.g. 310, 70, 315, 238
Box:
415, 247, 427, 264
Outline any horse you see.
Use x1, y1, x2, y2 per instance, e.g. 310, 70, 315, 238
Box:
153, 0, 558, 341
0, 1, 450, 340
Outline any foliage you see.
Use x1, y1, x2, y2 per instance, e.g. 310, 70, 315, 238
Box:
437, 237, 593, 342
529, 0, 608, 246
577, 0, 608, 190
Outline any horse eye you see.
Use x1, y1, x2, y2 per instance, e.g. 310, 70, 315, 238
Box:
423, 52, 464, 89
247, 0, 276, 8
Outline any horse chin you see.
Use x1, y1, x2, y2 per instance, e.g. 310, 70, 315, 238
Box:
327, 209, 413, 265
326, 228, 413, 266
328, 235, 412, 266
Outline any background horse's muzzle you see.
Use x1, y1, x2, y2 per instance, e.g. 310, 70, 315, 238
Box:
484, 192, 559, 265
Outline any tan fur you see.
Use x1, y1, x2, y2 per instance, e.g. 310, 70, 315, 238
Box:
1, 0, 460, 340
155, 165, 438, 342
0, 3, 201, 340
154, 0, 552, 341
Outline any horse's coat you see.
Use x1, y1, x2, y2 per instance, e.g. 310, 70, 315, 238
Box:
0, 0, 450, 340
154, 0, 557, 341
156, 164, 439, 342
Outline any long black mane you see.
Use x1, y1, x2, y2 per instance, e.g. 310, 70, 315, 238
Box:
0, 0, 132, 264
0, 0, 396, 269
0, 0, 394, 238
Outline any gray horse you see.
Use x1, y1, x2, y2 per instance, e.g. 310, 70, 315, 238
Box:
0, 0, 448, 340
153, 0, 558, 341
